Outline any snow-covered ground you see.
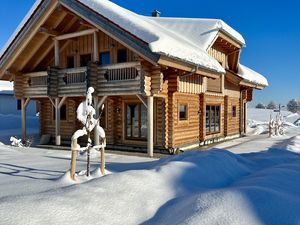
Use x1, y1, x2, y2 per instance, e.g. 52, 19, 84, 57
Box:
0, 108, 299, 225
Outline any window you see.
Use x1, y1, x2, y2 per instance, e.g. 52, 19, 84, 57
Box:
100, 52, 110, 65
117, 49, 127, 63
66, 56, 75, 68
17, 99, 21, 110
126, 103, 147, 139
232, 106, 237, 117
53, 104, 67, 121
206, 105, 220, 134
80, 54, 91, 67
179, 104, 188, 120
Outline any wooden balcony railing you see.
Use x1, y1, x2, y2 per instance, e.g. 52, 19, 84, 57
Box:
101, 62, 140, 81
24, 61, 144, 97
25, 71, 48, 87
23, 71, 48, 97
98, 62, 143, 95
61, 67, 87, 85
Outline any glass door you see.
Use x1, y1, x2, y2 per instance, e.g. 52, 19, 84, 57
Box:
126, 103, 147, 140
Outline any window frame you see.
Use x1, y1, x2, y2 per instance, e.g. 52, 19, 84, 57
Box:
125, 102, 147, 141
117, 49, 128, 63
178, 103, 188, 121
232, 106, 237, 117
205, 105, 221, 135
66, 55, 75, 69
79, 53, 92, 67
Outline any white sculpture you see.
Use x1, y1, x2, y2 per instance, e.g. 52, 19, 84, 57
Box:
70, 87, 106, 179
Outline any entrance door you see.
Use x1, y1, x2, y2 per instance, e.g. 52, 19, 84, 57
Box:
126, 103, 147, 140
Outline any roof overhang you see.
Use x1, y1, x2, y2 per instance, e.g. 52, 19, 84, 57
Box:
158, 55, 221, 79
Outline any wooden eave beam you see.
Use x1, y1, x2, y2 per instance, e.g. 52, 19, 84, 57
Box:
39, 27, 60, 37
217, 32, 243, 49
158, 56, 221, 79
239, 80, 265, 90
53, 28, 97, 41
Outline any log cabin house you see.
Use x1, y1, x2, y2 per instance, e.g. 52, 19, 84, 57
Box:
0, 0, 268, 156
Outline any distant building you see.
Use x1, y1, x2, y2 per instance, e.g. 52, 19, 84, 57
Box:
0, 81, 36, 116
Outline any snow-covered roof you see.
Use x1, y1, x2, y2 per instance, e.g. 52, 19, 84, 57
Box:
79, 0, 244, 74
147, 17, 245, 50
238, 64, 268, 87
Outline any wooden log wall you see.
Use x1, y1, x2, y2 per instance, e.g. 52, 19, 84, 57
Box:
39, 98, 77, 141
172, 92, 200, 147
226, 96, 240, 136
166, 73, 178, 148
60, 32, 138, 68
14, 75, 25, 99
178, 74, 204, 94
207, 76, 222, 93
207, 47, 227, 68
47, 66, 59, 97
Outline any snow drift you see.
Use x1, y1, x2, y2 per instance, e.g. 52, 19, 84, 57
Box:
0, 148, 300, 225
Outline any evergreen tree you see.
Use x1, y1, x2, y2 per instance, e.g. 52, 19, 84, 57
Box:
287, 99, 300, 113
267, 101, 277, 110
255, 103, 265, 109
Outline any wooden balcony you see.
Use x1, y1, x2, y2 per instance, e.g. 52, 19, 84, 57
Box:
24, 71, 48, 97
97, 62, 143, 96
44, 61, 144, 98
58, 67, 88, 96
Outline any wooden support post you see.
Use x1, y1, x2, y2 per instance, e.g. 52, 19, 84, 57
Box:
55, 98, 61, 145
70, 138, 77, 180
55, 97, 67, 146
244, 102, 248, 134
100, 147, 105, 175
147, 96, 154, 157
94, 96, 100, 146
94, 96, 107, 146
93, 31, 99, 62
21, 98, 30, 141
54, 39, 60, 67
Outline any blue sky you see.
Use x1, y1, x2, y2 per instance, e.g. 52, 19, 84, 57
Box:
0, 0, 299, 106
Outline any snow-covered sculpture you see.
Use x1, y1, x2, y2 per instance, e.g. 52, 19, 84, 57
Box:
269, 113, 285, 137
70, 87, 106, 179
10, 136, 23, 147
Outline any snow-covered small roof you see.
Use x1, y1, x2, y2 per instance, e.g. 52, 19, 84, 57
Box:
0, 81, 13, 91
147, 17, 245, 50
238, 64, 268, 87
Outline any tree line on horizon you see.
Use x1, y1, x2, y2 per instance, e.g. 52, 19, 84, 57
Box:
255, 99, 300, 113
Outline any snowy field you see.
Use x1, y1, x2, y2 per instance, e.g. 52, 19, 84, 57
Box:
0, 108, 300, 225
